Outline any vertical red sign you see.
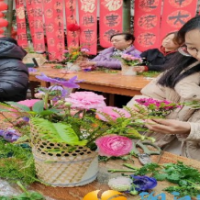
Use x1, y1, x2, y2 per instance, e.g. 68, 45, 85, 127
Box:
15, 0, 28, 48
25, 0, 35, 44
100, 0, 123, 48
65, 0, 79, 47
78, 0, 97, 55
134, 0, 162, 52
31, 0, 45, 52
160, 0, 198, 40
54, 0, 65, 60
44, 0, 57, 60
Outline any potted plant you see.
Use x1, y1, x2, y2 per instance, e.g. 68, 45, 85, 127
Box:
63, 46, 89, 72
114, 53, 142, 76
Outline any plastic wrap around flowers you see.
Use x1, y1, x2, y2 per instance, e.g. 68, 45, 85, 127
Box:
95, 135, 133, 157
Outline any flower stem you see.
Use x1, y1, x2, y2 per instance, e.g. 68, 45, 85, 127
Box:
108, 169, 136, 173
123, 163, 139, 170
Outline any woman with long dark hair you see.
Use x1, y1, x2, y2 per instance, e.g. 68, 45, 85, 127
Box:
127, 16, 200, 160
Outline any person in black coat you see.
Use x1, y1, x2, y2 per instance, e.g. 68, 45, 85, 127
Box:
0, 37, 28, 101
134, 32, 179, 72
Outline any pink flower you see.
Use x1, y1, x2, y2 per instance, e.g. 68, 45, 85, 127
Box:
96, 135, 133, 157
96, 106, 131, 121
18, 99, 40, 109
65, 91, 106, 110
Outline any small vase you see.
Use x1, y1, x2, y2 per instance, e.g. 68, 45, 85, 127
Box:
121, 65, 137, 76
66, 62, 80, 72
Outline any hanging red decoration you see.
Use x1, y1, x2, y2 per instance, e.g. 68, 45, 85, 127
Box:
67, 23, 80, 31
0, 12, 4, 18
0, 2, 7, 11
0, 28, 4, 34
0, 18, 8, 27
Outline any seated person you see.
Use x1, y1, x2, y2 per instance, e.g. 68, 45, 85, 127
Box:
80, 32, 141, 69
134, 32, 179, 72
0, 37, 29, 101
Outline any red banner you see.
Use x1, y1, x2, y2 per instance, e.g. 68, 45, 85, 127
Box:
134, 0, 162, 52
160, 0, 198, 40
65, 0, 79, 47
100, 0, 123, 48
25, 0, 35, 44
54, 0, 65, 60
26, 0, 45, 52
15, 0, 28, 48
78, 0, 97, 55
43, 0, 57, 60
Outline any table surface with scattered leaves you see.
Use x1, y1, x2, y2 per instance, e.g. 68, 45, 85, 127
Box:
29, 65, 152, 97
29, 151, 200, 200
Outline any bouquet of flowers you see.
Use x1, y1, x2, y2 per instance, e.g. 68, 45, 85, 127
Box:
135, 98, 181, 117
63, 46, 89, 64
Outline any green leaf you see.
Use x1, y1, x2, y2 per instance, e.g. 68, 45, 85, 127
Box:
31, 118, 87, 146
32, 100, 44, 113
153, 173, 167, 181
6, 102, 30, 112
38, 110, 54, 116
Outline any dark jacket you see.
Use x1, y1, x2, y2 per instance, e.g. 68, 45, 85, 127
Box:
0, 40, 28, 102
91, 46, 141, 69
141, 48, 176, 71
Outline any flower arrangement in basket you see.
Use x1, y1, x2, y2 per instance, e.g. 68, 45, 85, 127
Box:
0, 71, 181, 192
0, 74, 160, 187
63, 46, 89, 72
113, 53, 142, 76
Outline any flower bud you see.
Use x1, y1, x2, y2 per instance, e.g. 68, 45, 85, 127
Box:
64, 102, 71, 107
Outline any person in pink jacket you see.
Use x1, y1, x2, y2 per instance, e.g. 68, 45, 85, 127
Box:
127, 16, 200, 161
80, 32, 141, 69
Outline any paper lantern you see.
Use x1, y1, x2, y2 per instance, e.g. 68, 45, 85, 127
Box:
0, 2, 7, 11
0, 28, 4, 34
67, 23, 80, 31
0, 12, 4, 18
0, 18, 8, 27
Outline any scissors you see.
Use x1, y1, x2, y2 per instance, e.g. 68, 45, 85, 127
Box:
132, 141, 161, 165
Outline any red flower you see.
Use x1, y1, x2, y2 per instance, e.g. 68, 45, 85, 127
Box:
67, 23, 80, 31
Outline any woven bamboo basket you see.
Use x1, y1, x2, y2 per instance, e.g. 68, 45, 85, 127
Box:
30, 123, 98, 187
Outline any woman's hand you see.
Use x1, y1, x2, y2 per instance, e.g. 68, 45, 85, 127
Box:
79, 61, 96, 68
145, 118, 191, 135
133, 66, 146, 73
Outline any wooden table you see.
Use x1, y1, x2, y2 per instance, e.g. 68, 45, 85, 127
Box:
29, 66, 151, 105
30, 151, 200, 200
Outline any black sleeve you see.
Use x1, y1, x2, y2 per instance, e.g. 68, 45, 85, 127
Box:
0, 60, 29, 98
147, 53, 174, 71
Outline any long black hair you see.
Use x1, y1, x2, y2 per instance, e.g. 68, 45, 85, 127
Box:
158, 16, 200, 88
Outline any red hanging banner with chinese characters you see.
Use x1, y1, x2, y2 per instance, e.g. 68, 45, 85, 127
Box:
32, 0, 45, 52
78, 0, 97, 55
25, 0, 35, 44
65, 0, 79, 47
100, 0, 123, 48
43, 0, 57, 60
134, 0, 162, 52
160, 0, 198, 40
161, 0, 197, 39
15, 0, 28, 48
54, 0, 65, 60
26, 0, 45, 52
